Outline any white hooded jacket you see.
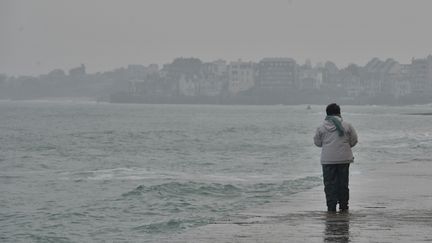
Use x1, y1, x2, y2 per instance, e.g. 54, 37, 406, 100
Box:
314, 116, 358, 164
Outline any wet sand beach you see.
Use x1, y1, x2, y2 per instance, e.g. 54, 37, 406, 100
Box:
171, 160, 432, 242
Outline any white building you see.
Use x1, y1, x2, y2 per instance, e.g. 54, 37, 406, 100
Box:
298, 67, 323, 90
410, 55, 432, 93
208, 59, 228, 76
228, 60, 256, 95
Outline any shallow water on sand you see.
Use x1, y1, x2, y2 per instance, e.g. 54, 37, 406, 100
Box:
1, 101, 432, 242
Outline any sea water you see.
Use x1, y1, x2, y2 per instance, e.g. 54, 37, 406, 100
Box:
1, 101, 432, 242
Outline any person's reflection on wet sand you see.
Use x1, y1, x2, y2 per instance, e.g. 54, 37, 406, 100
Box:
323, 212, 350, 243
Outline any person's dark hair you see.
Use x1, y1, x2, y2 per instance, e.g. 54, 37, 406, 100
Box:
326, 103, 341, 116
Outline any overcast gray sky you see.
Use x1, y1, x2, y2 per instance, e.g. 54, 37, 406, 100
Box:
1, 0, 432, 75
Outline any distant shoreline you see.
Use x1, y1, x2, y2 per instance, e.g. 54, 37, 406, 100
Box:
405, 112, 432, 115
109, 91, 432, 107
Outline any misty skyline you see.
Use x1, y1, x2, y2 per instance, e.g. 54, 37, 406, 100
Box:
1, 0, 432, 76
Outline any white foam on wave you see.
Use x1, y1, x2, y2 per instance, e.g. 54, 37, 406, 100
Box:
57, 166, 323, 187
58, 167, 160, 181
59, 167, 306, 183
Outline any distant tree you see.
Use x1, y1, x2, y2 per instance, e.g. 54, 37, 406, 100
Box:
0, 74, 7, 85
344, 64, 362, 77
48, 69, 66, 77
165, 57, 203, 78
324, 61, 339, 73
68, 64, 86, 77
46, 69, 66, 83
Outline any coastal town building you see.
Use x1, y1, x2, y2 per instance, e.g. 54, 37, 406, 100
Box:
204, 59, 228, 77
227, 60, 256, 95
322, 61, 340, 87
5, 54, 432, 104
257, 58, 297, 90
364, 58, 401, 96
393, 64, 412, 97
298, 61, 323, 90
410, 55, 432, 94
340, 69, 362, 97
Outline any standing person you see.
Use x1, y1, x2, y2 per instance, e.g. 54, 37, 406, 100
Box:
314, 103, 358, 212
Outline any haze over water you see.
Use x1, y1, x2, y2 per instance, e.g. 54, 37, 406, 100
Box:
2, 0, 432, 242
2, 0, 432, 75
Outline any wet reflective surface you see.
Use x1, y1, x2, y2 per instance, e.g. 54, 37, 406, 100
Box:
324, 212, 350, 243
173, 161, 432, 242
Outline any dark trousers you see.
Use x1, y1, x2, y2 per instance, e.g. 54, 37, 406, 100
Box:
322, 163, 350, 211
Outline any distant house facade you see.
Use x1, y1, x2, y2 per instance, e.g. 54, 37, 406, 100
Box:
298, 62, 323, 90
228, 60, 256, 95
361, 58, 405, 97
410, 55, 432, 94
257, 58, 297, 90
394, 64, 412, 97
199, 60, 228, 96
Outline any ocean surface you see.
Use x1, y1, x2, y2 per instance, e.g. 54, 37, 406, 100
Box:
1, 101, 432, 242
